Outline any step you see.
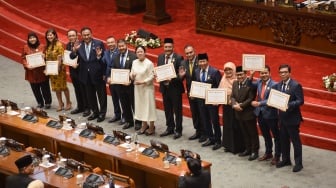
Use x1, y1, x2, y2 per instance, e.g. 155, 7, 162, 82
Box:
301, 133, 336, 151
304, 87, 336, 104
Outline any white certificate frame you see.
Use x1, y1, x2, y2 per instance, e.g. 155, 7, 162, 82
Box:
266, 89, 290, 111
205, 88, 228, 104
242, 54, 265, 71
190, 81, 212, 99
63, 50, 78, 66
154, 63, 176, 82
25, 52, 45, 68
110, 69, 130, 84
45, 61, 59, 75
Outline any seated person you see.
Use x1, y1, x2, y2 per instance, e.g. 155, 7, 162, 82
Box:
5, 155, 43, 188
178, 158, 211, 188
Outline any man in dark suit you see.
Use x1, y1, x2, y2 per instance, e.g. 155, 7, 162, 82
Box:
111, 39, 138, 130
70, 27, 107, 122
65, 29, 90, 117
193, 53, 222, 150
178, 158, 211, 188
5, 155, 35, 188
231, 66, 259, 160
275, 64, 304, 173
249, 65, 281, 165
179, 45, 206, 142
103, 36, 124, 125
157, 38, 184, 139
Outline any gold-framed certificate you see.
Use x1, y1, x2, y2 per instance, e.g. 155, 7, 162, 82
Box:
63, 50, 77, 66
267, 89, 290, 111
242, 54, 265, 71
154, 63, 176, 82
190, 81, 212, 99
25, 52, 45, 68
110, 69, 130, 84
205, 88, 227, 104
45, 61, 59, 75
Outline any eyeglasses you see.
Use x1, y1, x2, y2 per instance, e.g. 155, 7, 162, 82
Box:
279, 71, 289, 74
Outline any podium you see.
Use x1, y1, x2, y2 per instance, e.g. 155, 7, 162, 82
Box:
143, 0, 172, 25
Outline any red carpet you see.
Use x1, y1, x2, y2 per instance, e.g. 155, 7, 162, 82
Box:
1, 0, 336, 151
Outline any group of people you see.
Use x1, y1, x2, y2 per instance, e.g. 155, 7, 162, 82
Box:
22, 27, 304, 175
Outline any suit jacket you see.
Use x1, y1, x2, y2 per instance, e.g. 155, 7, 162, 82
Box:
157, 53, 185, 94
70, 39, 106, 85
274, 79, 304, 125
103, 48, 119, 79
231, 78, 257, 120
111, 50, 137, 89
193, 66, 222, 89
66, 42, 80, 79
247, 78, 278, 119
5, 173, 34, 188
180, 57, 198, 94
178, 170, 211, 188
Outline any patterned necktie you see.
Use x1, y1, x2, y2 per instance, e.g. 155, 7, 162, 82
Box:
165, 55, 169, 64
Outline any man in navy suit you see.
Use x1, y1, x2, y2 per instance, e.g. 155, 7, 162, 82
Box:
193, 53, 222, 150
275, 64, 304, 172
248, 65, 281, 165
70, 27, 107, 122
157, 38, 185, 139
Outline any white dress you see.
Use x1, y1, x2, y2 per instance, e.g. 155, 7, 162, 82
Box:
131, 58, 157, 121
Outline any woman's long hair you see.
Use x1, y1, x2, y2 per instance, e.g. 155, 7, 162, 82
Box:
45, 28, 58, 50
27, 32, 40, 49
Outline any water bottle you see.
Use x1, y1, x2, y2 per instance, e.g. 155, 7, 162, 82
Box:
108, 174, 115, 188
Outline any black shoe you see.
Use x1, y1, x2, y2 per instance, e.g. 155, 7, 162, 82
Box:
44, 104, 51, 109
212, 143, 222, 150
238, 150, 251, 157
248, 153, 259, 161
122, 122, 134, 130
88, 114, 98, 121
119, 118, 126, 125
37, 104, 44, 108
198, 136, 207, 143
276, 160, 292, 168
83, 110, 91, 117
159, 130, 174, 137
70, 108, 83, 114
189, 133, 200, 140
97, 114, 105, 123
292, 164, 303, 172
108, 116, 120, 123
173, 132, 182, 139
134, 122, 142, 131
202, 140, 215, 147
224, 148, 231, 152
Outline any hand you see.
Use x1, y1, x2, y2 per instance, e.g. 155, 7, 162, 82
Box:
179, 66, 186, 77
134, 80, 145, 85
71, 63, 79, 68
130, 72, 136, 80
107, 77, 111, 84
73, 41, 81, 51
249, 70, 255, 79
233, 104, 243, 111
96, 46, 102, 58
251, 101, 259, 107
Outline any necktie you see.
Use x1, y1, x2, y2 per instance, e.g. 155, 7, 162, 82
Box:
238, 82, 242, 90
85, 44, 90, 60
120, 54, 125, 68
189, 60, 193, 75
165, 55, 169, 64
260, 82, 266, 99
282, 83, 287, 92
201, 69, 206, 82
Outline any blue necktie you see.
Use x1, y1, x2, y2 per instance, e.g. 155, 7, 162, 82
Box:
120, 54, 125, 68
201, 69, 206, 82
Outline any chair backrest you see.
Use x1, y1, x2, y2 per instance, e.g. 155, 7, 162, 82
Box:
104, 169, 135, 188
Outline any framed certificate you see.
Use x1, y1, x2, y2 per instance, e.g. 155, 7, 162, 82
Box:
45, 61, 59, 75
154, 63, 176, 82
267, 89, 290, 111
190, 81, 212, 99
242, 54, 265, 71
110, 69, 130, 84
63, 50, 78, 66
25, 52, 45, 68
205, 88, 227, 104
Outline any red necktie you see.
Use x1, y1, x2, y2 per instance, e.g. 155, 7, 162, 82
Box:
260, 82, 266, 100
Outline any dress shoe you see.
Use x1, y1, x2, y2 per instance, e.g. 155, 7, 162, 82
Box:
44, 104, 51, 109
173, 132, 182, 139
198, 136, 207, 143
202, 140, 215, 147
258, 153, 273, 161
248, 153, 259, 161
188, 133, 200, 140
145, 126, 155, 136
87, 114, 99, 121
83, 110, 91, 117
270, 157, 280, 165
137, 126, 149, 135
97, 114, 105, 123
70, 108, 83, 114
122, 122, 134, 130
119, 118, 126, 125
292, 164, 303, 172
276, 160, 292, 168
134, 123, 142, 131
108, 116, 120, 123
37, 104, 44, 108
212, 143, 222, 150
238, 150, 251, 157
159, 130, 174, 137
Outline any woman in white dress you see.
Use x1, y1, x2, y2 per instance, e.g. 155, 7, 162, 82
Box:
130, 46, 156, 135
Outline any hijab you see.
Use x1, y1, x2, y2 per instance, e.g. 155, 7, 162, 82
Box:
219, 62, 236, 96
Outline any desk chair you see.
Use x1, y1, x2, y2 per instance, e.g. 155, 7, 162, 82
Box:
104, 169, 135, 188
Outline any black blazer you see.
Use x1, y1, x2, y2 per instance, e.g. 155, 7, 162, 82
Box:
103, 48, 119, 78
5, 174, 34, 188
178, 170, 211, 188
111, 50, 137, 89
180, 58, 198, 94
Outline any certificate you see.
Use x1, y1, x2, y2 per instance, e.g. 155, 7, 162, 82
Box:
205, 88, 227, 104
110, 69, 130, 84
242, 54, 265, 71
267, 89, 290, 111
45, 61, 59, 75
190, 81, 212, 99
25, 52, 45, 68
154, 63, 176, 82
63, 50, 77, 66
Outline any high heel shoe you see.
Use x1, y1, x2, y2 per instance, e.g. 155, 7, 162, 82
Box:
137, 126, 149, 135
145, 126, 155, 136
56, 103, 64, 112
65, 102, 72, 111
